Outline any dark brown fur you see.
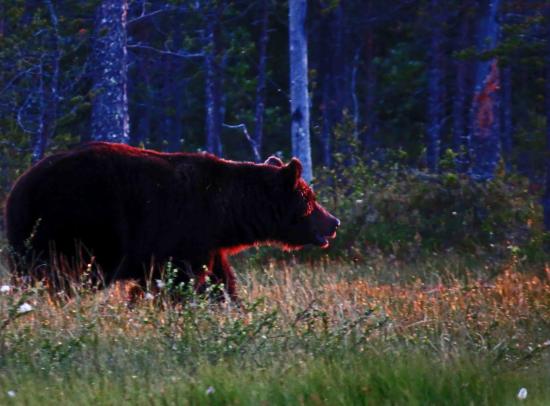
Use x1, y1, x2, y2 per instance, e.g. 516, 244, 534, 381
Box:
5, 142, 339, 299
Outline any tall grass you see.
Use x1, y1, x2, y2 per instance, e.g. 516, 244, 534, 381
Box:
0, 255, 549, 404
2, 351, 549, 405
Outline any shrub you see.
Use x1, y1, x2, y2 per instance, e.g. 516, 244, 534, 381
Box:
313, 121, 543, 261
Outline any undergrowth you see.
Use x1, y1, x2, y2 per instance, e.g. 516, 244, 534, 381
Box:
307, 120, 546, 263
0, 256, 549, 404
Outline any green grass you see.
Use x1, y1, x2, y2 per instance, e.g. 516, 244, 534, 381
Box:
1, 348, 549, 405
0, 256, 549, 405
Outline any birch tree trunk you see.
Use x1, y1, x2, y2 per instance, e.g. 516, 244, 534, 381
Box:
469, 0, 501, 181
91, 0, 129, 144
289, 0, 313, 182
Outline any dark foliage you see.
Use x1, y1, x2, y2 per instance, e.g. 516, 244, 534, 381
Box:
0, 0, 549, 253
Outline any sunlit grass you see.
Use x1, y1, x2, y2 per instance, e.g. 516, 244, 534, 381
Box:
0, 254, 549, 404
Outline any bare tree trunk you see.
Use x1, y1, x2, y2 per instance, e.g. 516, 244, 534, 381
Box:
426, 0, 444, 172
289, 0, 312, 182
91, 0, 129, 144
469, 0, 501, 181
252, 0, 269, 162
32, 0, 60, 163
204, 6, 223, 156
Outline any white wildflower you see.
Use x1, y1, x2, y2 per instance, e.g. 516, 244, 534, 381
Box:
155, 279, 166, 289
7, 390, 15, 398
17, 303, 33, 314
144, 292, 155, 300
0, 285, 11, 293
206, 386, 215, 395
517, 388, 527, 401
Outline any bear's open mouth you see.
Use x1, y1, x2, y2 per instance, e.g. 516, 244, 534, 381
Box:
314, 231, 337, 248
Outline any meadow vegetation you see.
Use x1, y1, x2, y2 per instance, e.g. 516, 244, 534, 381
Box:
0, 145, 549, 404
0, 254, 549, 405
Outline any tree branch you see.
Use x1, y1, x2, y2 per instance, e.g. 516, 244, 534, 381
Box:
127, 44, 204, 59
127, 6, 181, 26
223, 123, 261, 162
0, 66, 40, 96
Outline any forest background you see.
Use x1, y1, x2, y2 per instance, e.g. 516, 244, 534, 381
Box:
0, 1, 550, 404
0, 0, 550, 257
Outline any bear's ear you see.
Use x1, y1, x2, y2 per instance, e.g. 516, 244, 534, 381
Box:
265, 155, 284, 167
282, 158, 302, 188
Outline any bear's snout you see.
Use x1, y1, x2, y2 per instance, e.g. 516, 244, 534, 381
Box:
324, 213, 340, 240
329, 216, 340, 236
310, 204, 340, 248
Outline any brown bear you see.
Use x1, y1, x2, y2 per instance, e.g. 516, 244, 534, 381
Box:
4, 142, 339, 299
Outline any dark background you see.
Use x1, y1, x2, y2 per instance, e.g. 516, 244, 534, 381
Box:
0, 0, 549, 257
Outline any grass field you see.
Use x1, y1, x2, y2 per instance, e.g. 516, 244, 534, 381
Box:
0, 254, 549, 405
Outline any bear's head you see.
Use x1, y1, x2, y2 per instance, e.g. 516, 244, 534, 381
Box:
265, 156, 340, 249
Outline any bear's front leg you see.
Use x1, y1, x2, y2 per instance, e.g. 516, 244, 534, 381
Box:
210, 251, 237, 301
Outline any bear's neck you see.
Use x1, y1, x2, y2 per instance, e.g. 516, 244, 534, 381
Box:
214, 166, 277, 249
